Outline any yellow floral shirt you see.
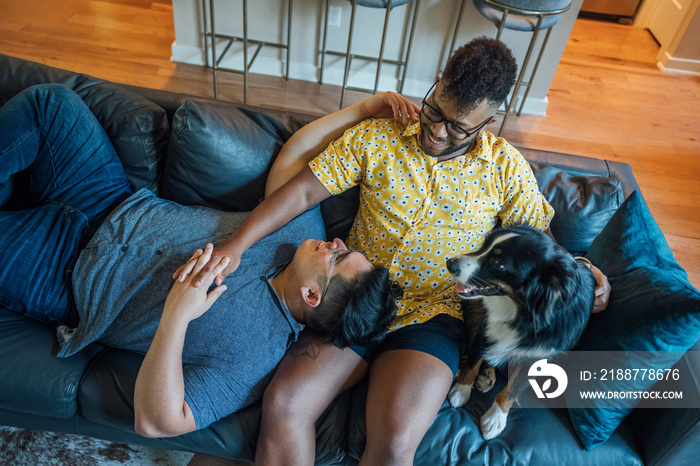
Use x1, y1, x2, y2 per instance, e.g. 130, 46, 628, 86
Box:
309, 119, 554, 330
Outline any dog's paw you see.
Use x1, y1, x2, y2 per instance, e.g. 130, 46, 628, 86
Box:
448, 383, 473, 407
480, 403, 508, 440
474, 365, 496, 393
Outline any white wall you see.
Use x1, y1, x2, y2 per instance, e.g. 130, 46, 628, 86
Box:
171, 0, 583, 115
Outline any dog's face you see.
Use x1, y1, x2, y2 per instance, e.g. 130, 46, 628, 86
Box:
446, 225, 595, 328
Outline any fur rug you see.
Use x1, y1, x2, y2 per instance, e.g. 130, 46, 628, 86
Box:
0, 426, 193, 466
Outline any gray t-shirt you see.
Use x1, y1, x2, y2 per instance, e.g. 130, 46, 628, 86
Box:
62, 189, 326, 428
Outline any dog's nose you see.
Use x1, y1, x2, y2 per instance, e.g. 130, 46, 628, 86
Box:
446, 257, 460, 274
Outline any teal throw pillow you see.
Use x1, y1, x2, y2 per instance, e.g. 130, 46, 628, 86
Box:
566, 191, 700, 450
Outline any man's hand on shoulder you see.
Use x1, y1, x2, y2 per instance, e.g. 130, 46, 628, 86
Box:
360, 91, 420, 126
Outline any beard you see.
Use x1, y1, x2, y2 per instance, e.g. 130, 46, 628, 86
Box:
420, 122, 475, 160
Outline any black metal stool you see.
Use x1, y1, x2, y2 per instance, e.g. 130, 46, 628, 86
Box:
464, 0, 572, 135
319, 0, 421, 108
202, 0, 293, 103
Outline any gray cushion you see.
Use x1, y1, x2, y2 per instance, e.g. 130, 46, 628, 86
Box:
472, 0, 571, 31
355, 0, 413, 9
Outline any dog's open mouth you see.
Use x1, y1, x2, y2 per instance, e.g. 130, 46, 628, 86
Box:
454, 282, 506, 299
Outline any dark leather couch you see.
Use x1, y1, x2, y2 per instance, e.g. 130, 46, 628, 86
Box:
0, 53, 697, 465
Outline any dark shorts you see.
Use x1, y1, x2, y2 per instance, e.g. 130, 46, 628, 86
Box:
350, 314, 468, 376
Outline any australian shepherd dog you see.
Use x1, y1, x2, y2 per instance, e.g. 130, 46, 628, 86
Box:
446, 224, 595, 439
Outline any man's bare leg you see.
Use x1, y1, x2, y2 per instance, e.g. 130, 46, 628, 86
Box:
359, 349, 453, 466
256, 330, 368, 466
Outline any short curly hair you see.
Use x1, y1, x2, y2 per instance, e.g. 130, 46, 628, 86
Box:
440, 36, 517, 114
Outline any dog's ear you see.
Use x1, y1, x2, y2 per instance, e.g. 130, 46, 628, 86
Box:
526, 256, 595, 338
525, 256, 575, 332
571, 261, 597, 315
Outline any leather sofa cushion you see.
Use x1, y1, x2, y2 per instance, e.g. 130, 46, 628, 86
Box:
162, 99, 312, 211
531, 163, 624, 255
0, 308, 103, 419
70, 79, 169, 194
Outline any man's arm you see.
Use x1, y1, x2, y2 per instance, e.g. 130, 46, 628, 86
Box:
265, 91, 420, 196
134, 245, 230, 438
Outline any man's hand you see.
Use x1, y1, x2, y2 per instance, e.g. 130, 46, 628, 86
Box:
167, 244, 231, 317
360, 91, 421, 126
579, 261, 611, 313
173, 244, 240, 288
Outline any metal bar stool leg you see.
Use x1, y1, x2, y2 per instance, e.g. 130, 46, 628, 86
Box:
498, 14, 543, 137
243, 0, 248, 104
473, 1, 572, 134
202, 0, 209, 67
209, 0, 219, 99
340, 0, 358, 109
318, 0, 331, 84
319, 0, 331, 84
373, 0, 392, 95
495, 9, 508, 40
493, 9, 509, 133
285, 0, 292, 80
399, 0, 420, 93
448, 0, 467, 60
517, 25, 551, 116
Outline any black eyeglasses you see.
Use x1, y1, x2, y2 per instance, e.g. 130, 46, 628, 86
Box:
320, 249, 366, 301
421, 82, 492, 140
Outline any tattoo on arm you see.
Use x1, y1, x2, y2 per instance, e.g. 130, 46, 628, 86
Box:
290, 333, 326, 360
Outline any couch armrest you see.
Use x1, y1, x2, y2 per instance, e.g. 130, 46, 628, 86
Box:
627, 349, 700, 466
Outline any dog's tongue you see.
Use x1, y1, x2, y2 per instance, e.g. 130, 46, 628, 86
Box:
454, 283, 474, 295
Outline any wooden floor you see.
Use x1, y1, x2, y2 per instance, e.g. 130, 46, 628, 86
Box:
1, 0, 699, 288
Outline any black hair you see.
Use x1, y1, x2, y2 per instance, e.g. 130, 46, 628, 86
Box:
440, 36, 517, 114
308, 266, 399, 348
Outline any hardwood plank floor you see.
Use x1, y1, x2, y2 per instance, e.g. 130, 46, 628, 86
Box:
1, 0, 699, 288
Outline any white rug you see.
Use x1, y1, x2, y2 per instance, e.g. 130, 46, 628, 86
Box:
0, 426, 194, 466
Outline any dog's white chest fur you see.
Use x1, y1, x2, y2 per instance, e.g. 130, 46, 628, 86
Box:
482, 297, 520, 365
482, 297, 558, 364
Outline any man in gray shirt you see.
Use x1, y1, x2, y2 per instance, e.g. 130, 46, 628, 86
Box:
0, 84, 396, 437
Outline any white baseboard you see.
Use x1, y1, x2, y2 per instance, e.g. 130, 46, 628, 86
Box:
171, 43, 206, 66
170, 42, 549, 115
657, 53, 700, 76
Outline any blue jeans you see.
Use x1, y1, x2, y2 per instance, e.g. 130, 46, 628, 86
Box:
0, 84, 132, 325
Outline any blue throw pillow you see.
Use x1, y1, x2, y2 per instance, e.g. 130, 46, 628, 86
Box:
566, 191, 700, 450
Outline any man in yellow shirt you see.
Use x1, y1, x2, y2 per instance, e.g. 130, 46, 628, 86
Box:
308, 110, 554, 332
184, 37, 610, 465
